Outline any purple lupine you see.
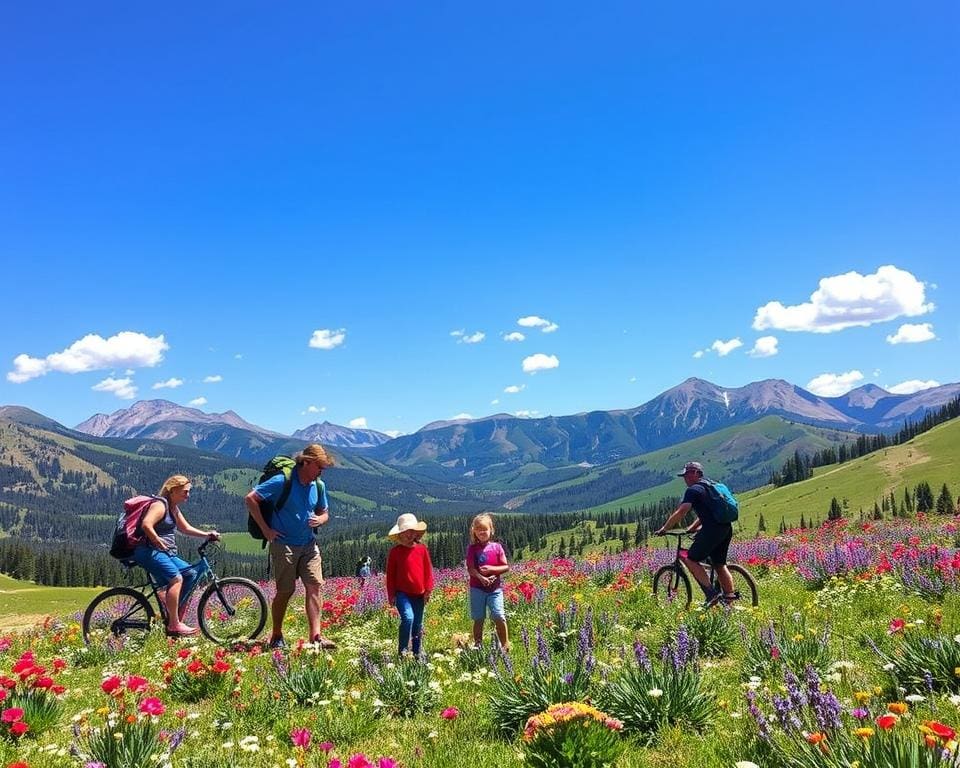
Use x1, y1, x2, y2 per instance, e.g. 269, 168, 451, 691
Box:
784, 669, 807, 710
746, 689, 771, 740
167, 726, 186, 752
521, 626, 530, 654
634, 641, 652, 672
535, 626, 551, 668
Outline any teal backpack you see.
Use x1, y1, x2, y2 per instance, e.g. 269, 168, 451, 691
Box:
248, 456, 324, 545
697, 479, 740, 523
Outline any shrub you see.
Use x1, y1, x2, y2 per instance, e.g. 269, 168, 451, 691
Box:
596, 630, 716, 744
744, 612, 832, 680
685, 610, 738, 657
869, 617, 960, 695
489, 622, 597, 735
273, 648, 349, 707
165, 649, 233, 703
522, 702, 623, 768
0, 650, 66, 740
360, 651, 439, 718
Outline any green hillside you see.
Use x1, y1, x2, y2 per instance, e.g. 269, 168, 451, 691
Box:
0, 572, 98, 630
737, 415, 960, 530
513, 416, 856, 515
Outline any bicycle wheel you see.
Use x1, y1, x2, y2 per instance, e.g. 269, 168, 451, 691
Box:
652, 565, 692, 608
728, 564, 759, 607
197, 577, 267, 644
83, 587, 156, 647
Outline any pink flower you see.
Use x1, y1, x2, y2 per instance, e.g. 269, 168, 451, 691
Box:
126, 675, 149, 693
138, 697, 165, 716
290, 727, 312, 748
319, 741, 335, 753
888, 618, 906, 634
347, 755, 375, 768
441, 707, 459, 720
378, 760, 398, 768
101, 675, 122, 695
2, 707, 24, 723
328, 761, 342, 768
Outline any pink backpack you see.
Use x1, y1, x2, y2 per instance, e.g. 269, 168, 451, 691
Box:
108, 495, 163, 561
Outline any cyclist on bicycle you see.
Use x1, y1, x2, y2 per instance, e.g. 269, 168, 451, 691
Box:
133, 474, 220, 637
655, 461, 736, 607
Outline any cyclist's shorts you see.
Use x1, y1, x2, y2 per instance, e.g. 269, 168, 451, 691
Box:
132, 546, 191, 586
686, 525, 733, 565
270, 541, 324, 593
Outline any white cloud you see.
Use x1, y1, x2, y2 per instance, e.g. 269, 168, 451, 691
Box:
203, 374, 223, 383
306, 405, 325, 414
234, 353, 243, 359
384, 430, 404, 438
451, 413, 473, 420
886, 323, 936, 345
189, 397, 207, 407
152, 377, 184, 390
806, 370, 864, 397
308, 328, 346, 350
349, 417, 368, 428
92, 376, 137, 399
450, 329, 464, 337
753, 265, 934, 334
522, 353, 560, 374
628, 376, 636, 383
460, 331, 485, 344
711, 338, 743, 357
747, 336, 779, 358
887, 379, 941, 395
692, 350, 705, 359
503, 332, 526, 342
8, 331, 168, 383
490, 399, 500, 405
514, 410, 540, 418
504, 384, 525, 394
518, 316, 559, 333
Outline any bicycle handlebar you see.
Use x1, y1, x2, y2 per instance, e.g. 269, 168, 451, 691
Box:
656, 529, 693, 537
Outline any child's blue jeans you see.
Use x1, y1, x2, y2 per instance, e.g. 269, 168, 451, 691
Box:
394, 591, 425, 656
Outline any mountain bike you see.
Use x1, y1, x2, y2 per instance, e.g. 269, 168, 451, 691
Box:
652, 530, 758, 609
82, 539, 267, 646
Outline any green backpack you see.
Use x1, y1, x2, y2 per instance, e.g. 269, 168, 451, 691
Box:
248, 456, 324, 545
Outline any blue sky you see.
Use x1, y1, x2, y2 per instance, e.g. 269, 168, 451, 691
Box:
2, 3, 957, 437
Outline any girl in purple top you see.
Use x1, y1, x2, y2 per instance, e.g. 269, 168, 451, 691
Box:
465, 513, 510, 650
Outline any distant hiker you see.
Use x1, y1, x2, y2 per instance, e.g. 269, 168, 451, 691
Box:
466, 512, 510, 651
356, 556, 372, 589
385, 513, 434, 657
245, 443, 337, 650
655, 461, 737, 607
133, 474, 220, 637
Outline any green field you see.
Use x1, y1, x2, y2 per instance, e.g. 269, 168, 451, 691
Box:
0, 573, 99, 630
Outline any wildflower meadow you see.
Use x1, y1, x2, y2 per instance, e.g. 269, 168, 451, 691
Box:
2, 514, 960, 768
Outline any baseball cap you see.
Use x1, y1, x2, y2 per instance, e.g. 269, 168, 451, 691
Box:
676, 461, 704, 476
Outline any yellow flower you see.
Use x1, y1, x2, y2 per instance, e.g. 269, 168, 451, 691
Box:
853, 727, 874, 739
854, 691, 871, 703
888, 701, 908, 715
792, 634, 804, 642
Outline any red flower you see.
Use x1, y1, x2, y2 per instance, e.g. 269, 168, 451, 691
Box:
139, 697, 165, 716
126, 675, 149, 693
925, 721, 956, 741
1, 708, 24, 723
8, 721, 28, 736
876, 714, 898, 730
441, 707, 459, 720
888, 618, 906, 634
101, 675, 122, 694
7, 761, 30, 768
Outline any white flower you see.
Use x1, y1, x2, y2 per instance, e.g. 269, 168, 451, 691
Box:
648, 688, 664, 698
948, 694, 960, 706
735, 762, 760, 768
905, 694, 926, 703
883, 663, 895, 671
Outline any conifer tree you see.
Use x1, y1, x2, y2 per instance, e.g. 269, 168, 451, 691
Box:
935, 484, 954, 515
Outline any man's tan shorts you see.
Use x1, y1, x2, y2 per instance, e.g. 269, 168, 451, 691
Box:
270, 541, 324, 594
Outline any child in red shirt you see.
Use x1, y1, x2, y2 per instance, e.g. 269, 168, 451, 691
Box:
386, 513, 434, 657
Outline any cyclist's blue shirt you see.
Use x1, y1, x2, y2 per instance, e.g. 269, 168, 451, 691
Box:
254, 472, 329, 547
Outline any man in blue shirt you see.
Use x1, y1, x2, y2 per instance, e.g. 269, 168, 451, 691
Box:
245, 443, 336, 649
655, 461, 736, 606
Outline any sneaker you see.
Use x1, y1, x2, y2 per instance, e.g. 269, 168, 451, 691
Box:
721, 591, 741, 604
702, 588, 723, 608
268, 636, 286, 650
311, 635, 337, 650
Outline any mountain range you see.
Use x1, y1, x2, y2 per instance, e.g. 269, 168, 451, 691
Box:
63, 378, 960, 476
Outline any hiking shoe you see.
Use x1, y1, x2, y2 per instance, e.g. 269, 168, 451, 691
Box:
268, 636, 286, 650
721, 591, 741, 604
703, 588, 723, 608
311, 635, 337, 650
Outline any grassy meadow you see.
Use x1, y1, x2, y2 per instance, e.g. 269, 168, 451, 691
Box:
2, 513, 960, 768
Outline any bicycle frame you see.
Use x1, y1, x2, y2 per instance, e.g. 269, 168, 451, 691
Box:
124, 540, 216, 622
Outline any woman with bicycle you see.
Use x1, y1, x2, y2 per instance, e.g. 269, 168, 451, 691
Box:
132, 474, 220, 637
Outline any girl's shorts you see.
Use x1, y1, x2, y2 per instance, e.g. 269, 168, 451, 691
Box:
470, 586, 506, 621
